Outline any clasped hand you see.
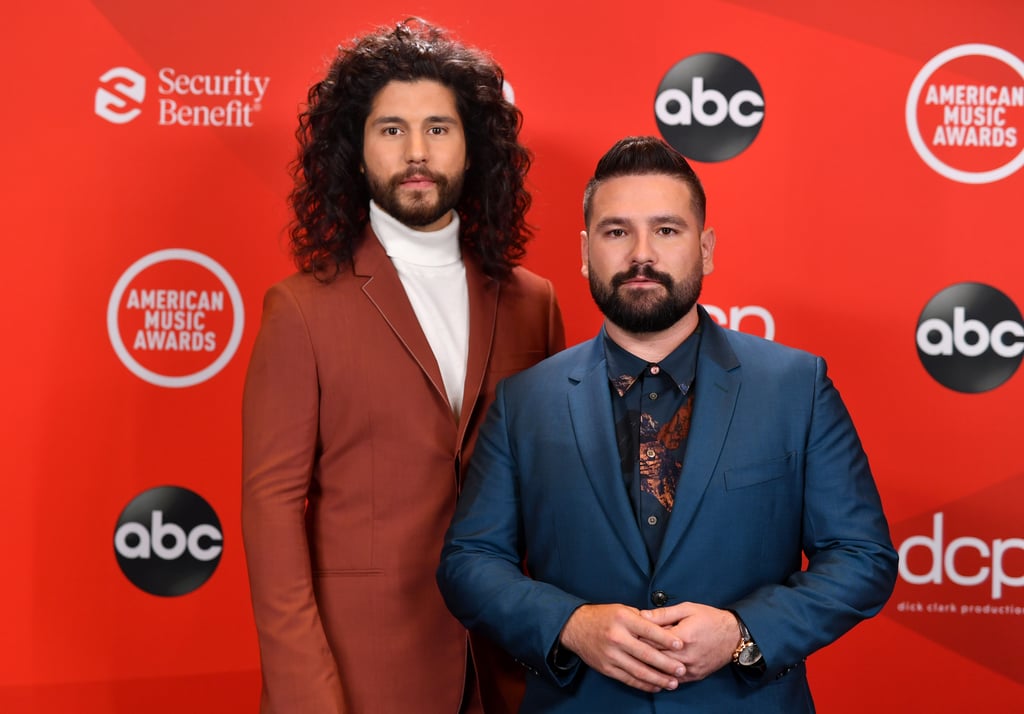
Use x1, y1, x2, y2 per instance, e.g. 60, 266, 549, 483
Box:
558, 602, 738, 693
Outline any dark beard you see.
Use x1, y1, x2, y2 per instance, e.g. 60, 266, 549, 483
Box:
589, 263, 702, 333
367, 167, 464, 228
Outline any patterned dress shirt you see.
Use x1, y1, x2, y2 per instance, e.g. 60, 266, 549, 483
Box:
602, 322, 701, 564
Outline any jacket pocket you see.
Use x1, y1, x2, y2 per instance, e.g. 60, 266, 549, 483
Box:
723, 452, 795, 490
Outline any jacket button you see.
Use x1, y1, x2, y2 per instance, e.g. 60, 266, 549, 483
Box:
651, 590, 668, 607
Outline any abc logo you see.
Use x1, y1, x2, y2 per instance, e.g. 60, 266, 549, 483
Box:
114, 485, 223, 596
916, 282, 1024, 393
655, 53, 765, 162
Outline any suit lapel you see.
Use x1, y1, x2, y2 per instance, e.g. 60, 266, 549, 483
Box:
458, 260, 499, 444
354, 230, 450, 409
654, 313, 741, 572
568, 336, 650, 577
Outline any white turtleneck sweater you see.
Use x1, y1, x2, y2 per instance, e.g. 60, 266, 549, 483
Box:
370, 201, 469, 420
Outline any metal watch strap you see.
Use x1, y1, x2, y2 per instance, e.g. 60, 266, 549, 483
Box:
728, 610, 753, 664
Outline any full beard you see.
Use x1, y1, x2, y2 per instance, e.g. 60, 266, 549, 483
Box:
589, 263, 702, 334
367, 167, 464, 229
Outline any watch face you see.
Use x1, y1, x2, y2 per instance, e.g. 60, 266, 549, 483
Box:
738, 643, 762, 666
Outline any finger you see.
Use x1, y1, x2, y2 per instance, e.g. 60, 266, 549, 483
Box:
635, 644, 688, 678
630, 617, 683, 652
639, 602, 692, 627
607, 657, 682, 692
615, 632, 687, 679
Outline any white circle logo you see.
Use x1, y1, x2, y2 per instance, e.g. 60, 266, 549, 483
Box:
107, 249, 244, 388
906, 44, 1024, 184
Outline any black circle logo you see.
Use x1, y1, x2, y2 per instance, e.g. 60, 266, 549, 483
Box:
654, 52, 765, 162
114, 485, 223, 596
916, 282, 1024, 393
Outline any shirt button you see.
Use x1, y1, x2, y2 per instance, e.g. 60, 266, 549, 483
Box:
649, 365, 660, 375
649, 392, 658, 400
647, 515, 658, 526
651, 590, 669, 607
646, 449, 656, 458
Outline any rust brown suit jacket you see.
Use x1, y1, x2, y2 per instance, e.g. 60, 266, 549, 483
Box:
241, 230, 564, 714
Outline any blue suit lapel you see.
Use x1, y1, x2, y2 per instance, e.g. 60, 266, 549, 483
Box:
655, 311, 741, 572
567, 336, 650, 577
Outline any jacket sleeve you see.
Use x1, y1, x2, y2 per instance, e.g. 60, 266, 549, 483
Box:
545, 278, 567, 356
241, 283, 346, 713
438, 379, 587, 685
730, 356, 898, 680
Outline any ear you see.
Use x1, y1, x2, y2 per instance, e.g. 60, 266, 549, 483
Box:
580, 230, 590, 279
700, 227, 716, 275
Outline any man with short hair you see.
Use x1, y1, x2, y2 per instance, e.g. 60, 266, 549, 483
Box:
242, 18, 564, 714
438, 136, 896, 712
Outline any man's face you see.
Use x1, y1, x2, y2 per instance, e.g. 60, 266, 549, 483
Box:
581, 173, 715, 334
362, 79, 468, 231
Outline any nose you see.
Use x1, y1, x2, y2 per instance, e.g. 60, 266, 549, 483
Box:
630, 233, 656, 266
405, 132, 427, 164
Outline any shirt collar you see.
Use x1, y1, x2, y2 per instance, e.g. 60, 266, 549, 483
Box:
369, 200, 462, 267
602, 314, 703, 397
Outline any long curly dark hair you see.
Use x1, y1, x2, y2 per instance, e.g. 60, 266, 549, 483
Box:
289, 18, 533, 282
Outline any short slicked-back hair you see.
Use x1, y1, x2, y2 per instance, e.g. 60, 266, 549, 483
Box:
582, 136, 706, 229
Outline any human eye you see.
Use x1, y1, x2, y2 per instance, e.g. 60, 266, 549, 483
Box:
656, 226, 678, 236
427, 125, 448, 136
382, 126, 402, 136
606, 228, 627, 238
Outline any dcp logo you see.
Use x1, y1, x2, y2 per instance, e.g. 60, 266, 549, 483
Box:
899, 512, 1024, 600
95, 67, 146, 125
114, 485, 223, 596
916, 282, 1024, 393
655, 52, 765, 162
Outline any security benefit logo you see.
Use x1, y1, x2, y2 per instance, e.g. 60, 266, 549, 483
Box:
95, 67, 146, 124
114, 486, 223, 597
95, 65, 270, 127
916, 282, 1023, 393
107, 249, 244, 388
906, 44, 1024, 183
655, 53, 765, 162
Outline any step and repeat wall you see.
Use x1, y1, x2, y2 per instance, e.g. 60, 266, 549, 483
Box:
3, 0, 1022, 711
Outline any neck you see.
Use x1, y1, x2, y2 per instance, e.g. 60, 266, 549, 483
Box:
604, 308, 700, 363
369, 200, 461, 267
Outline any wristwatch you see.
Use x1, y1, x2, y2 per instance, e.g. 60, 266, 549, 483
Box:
729, 611, 765, 673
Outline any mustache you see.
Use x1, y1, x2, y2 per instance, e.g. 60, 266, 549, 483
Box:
610, 265, 673, 289
384, 167, 449, 192
399, 167, 443, 182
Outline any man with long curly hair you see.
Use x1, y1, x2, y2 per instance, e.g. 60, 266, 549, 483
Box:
241, 18, 564, 714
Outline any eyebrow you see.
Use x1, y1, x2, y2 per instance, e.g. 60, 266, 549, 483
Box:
369, 115, 461, 126
647, 213, 689, 227
594, 214, 690, 230
593, 216, 629, 231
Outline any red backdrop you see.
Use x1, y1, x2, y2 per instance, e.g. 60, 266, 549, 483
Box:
3, 1, 1022, 711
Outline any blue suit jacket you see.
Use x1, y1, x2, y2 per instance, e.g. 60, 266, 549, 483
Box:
438, 308, 898, 713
